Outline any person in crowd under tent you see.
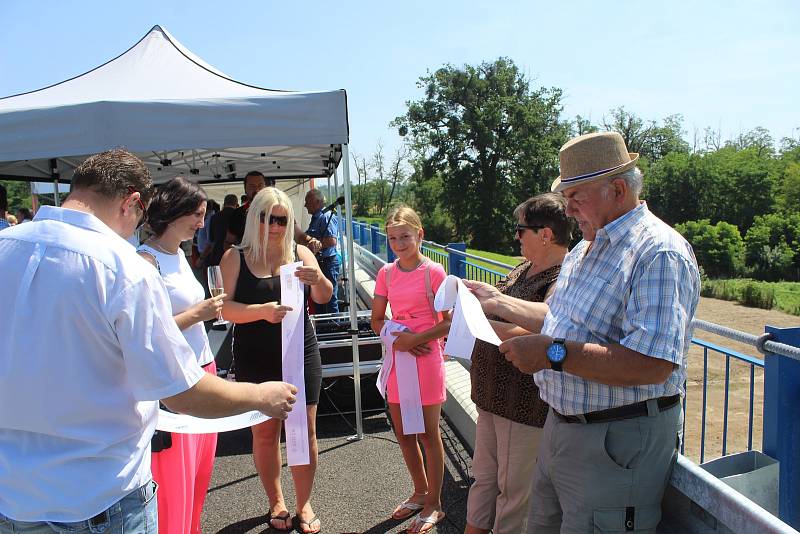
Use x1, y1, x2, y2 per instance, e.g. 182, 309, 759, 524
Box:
466, 131, 700, 534
0, 184, 9, 231
226, 170, 322, 254
0, 149, 297, 532
465, 193, 573, 534
297, 188, 341, 314
219, 187, 332, 533
371, 206, 450, 534
206, 193, 239, 267
196, 198, 219, 268
16, 207, 32, 224
137, 177, 226, 534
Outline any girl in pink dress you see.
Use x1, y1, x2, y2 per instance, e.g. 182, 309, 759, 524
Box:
371, 206, 450, 534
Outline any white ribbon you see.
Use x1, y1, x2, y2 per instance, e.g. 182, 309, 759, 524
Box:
434, 275, 501, 360
280, 261, 309, 466
378, 320, 425, 435
157, 409, 269, 434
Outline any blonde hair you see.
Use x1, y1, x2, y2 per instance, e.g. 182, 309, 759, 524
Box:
240, 187, 294, 266
385, 205, 423, 233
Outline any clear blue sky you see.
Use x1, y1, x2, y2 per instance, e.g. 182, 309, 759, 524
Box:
1, 0, 798, 160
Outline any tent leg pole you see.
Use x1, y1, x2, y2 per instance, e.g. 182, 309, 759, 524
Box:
332, 166, 347, 311
50, 158, 60, 207
342, 144, 363, 441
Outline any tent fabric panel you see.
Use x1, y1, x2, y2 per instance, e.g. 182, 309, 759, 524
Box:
0, 26, 287, 110
0, 91, 348, 162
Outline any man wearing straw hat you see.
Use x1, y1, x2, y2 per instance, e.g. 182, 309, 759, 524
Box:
466, 131, 700, 533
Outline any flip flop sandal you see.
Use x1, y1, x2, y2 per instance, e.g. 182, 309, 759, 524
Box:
293, 514, 322, 533
391, 500, 424, 520
268, 510, 292, 531
408, 511, 445, 533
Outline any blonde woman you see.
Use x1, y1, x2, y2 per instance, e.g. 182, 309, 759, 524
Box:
371, 206, 450, 533
219, 187, 331, 534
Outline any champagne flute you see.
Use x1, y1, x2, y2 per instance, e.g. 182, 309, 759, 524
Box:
207, 265, 229, 326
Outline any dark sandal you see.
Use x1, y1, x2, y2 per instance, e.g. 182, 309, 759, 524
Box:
293, 514, 322, 533
268, 511, 292, 531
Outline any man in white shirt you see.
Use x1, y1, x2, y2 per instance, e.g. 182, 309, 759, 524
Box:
0, 149, 297, 533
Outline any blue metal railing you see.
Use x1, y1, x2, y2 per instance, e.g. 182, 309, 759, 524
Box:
687, 339, 764, 464
348, 219, 511, 283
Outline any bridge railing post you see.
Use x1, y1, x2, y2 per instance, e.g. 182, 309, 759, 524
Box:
447, 243, 467, 278
762, 325, 800, 529
370, 224, 380, 256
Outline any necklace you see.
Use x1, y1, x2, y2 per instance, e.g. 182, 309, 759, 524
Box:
397, 257, 424, 272
147, 239, 178, 255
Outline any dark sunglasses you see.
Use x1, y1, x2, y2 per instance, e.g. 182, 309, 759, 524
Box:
127, 186, 147, 230
515, 224, 545, 238
259, 213, 289, 226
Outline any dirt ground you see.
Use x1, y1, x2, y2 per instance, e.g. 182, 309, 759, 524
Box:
682, 297, 799, 463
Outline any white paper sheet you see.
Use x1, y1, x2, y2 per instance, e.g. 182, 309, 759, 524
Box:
280, 261, 309, 466
435, 275, 502, 359
378, 320, 425, 435
157, 409, 269, 434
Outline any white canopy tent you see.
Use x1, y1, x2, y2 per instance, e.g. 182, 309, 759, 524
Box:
0, 25, 347, 183
0, 25, 366, 437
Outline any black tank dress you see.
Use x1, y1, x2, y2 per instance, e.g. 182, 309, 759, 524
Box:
231, 249, 322, 405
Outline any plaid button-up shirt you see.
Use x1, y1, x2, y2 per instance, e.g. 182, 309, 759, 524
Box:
537, 202, 700, 415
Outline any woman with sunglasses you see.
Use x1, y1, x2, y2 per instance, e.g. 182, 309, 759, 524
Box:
219, 187, 331, 534
136, 177, 225, 534
464, 193, 573, 534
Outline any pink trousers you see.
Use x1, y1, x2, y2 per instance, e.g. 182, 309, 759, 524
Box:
151, 362, 218, 534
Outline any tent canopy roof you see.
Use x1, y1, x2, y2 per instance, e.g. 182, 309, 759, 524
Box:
0, 25, 348, 183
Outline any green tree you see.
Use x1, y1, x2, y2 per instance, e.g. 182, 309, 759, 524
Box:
675, 219, 745, 278
775, 146, 800, 214
602, 108, 689, 163
744, 213, 800, 281
1, 180, 34, 212
393, 58, 569, 252
571, 115, 598, 136
646, 144, 775, 230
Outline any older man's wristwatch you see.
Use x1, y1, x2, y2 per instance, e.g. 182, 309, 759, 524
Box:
546, 338, 567, 372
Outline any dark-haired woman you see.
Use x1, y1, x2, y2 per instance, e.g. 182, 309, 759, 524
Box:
137, 176, 224, 534
465, 193, 573, 534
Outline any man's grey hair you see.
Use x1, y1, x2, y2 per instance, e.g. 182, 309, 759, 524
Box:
612, 167, 643, 197
307, 188, 326, 203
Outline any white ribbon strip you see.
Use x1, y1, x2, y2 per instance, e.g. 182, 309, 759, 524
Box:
281, 261, 309, 466
156, 409, 269, 434
379, 320, 425, 435
434, 275, 501, 360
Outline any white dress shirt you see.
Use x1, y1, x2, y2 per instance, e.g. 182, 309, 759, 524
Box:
0, 206, 205, 522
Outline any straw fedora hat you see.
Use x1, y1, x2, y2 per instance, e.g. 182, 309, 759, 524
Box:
550, 131, 639, 193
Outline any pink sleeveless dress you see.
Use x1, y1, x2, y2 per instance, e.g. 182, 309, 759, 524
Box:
375, 259, 447, 405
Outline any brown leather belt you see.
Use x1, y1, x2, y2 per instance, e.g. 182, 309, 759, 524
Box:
553, 394, 680, 424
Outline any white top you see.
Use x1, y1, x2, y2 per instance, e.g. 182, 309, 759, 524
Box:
138, 243, 215, 366
0, 206, 205, 522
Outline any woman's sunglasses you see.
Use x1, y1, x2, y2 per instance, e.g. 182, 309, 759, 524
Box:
515, 224, 545, 238
259, 213, 289, 226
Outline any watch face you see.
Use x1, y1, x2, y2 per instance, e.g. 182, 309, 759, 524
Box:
547, 342, 567, 363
